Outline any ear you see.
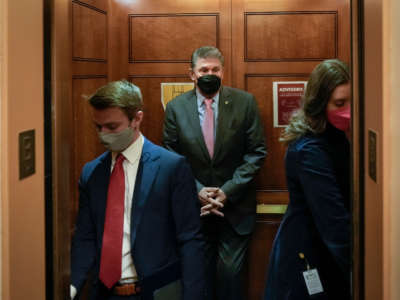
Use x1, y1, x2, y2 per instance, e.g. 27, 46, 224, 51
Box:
189, 69, 196, 81
135, 110, 143, 122
131, 110, 143, 129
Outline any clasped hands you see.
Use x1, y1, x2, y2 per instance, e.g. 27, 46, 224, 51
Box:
198, 187, 227, 217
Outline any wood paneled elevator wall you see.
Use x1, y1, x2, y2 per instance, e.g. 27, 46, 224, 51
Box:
61, 0, 350, 298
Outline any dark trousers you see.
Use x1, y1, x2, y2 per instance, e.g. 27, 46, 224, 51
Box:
202, 216, 251, 300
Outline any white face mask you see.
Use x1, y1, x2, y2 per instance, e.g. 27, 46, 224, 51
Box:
98, 127, 134, 152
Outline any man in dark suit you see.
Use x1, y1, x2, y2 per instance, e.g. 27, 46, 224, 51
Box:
163, 46, 267, 300
70, 80, 206, 300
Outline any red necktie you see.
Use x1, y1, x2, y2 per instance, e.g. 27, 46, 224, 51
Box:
202, 98, 214, 158
99, 154, 125, 289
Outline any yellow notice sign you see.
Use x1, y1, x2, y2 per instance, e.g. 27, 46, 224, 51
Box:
161, 82, 194, 110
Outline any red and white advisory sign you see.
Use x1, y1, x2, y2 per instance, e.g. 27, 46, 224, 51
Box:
273, 81, 307, 127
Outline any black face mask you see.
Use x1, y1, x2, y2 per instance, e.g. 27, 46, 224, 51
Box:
197, 75, 221, 96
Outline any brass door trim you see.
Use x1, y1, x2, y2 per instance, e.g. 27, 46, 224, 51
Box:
257, 204, 287, 214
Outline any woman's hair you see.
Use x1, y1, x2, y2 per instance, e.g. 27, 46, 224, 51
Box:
280, 59, 350, 144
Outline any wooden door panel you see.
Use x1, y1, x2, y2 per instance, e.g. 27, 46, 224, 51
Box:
245, 214, 282, 300
72, 1, 107, 61
130, 76, 192, 144
233, 0, 351, 87
129, 14, 219, 63
232, 0, 350, 201
247, 74, 309, 201
72, 61, 107, 76
245, 12, 337, 61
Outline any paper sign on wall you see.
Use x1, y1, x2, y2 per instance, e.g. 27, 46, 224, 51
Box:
161, 82, 194, 110
273, 81, 307, 127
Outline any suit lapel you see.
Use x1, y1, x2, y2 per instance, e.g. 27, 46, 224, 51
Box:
183, 89, 211, 161
130, 138, 160, 248
214, 86, 233, 159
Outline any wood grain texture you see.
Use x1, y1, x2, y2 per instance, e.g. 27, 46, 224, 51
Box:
72, 61, 107, 77
129, 14, 219, 62
71, 78, 107, 218
245, 12, 337, 61
129, 75, 192, 144
247, 74, 309, 193
244, 214, 283, 299
72, 1, 107, 61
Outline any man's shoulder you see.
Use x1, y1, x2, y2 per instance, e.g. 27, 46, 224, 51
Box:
221, 86, 257, 112
80, 151, 109, 180
87, 151, 109, 166
222, 86, 254, 99
144, 138, 184, 162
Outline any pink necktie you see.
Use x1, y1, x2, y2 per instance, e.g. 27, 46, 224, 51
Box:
202, 98, 214, 158
99, 154, 125, 289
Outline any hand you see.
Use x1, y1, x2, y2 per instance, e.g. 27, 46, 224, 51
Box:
200, 203, 224, 217
198, 187, 225, 217
200, 195, 225, 217
214, 188, 227, 205
198, 187, 219, 206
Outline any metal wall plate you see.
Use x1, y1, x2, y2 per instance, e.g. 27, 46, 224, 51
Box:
19, 129, 35, 179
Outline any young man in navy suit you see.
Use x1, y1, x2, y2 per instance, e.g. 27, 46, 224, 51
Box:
71, 80, 206, 300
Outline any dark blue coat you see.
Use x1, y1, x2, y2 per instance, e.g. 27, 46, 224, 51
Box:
71, 138, 206, 300
264, 124, 350, 300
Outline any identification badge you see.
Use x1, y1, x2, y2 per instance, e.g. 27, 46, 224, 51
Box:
303, 268, 324, 296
